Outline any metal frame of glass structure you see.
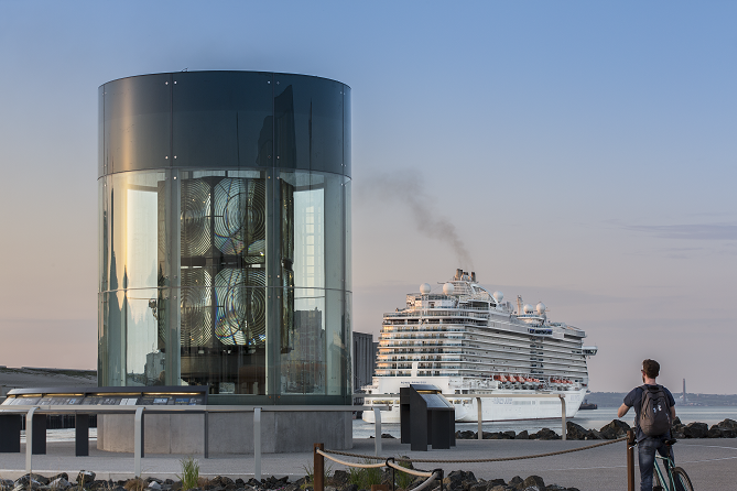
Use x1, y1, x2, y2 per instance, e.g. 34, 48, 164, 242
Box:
98, 71, 352, 405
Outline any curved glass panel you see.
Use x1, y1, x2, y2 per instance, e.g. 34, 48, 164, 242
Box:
171, 71, 273, 169
272, 74, 344, 174
102, 74, 172, 175
100, 71, 351, 403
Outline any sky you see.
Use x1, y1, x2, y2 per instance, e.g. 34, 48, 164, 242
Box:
0, 1, 735, 395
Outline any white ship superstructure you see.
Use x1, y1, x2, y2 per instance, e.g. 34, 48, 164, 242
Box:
362, 269, 597, 423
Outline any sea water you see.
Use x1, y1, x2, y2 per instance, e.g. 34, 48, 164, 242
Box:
352, 406, 737, 439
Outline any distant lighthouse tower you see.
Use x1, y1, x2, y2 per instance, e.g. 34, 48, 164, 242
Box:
682, 378, 687, 403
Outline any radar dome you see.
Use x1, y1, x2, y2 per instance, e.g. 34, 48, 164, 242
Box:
420, 283, 432, 294
536, 302, 546, 315
523, 304, 534, 314
443, 282, 455, 295
493, 291, 504, 302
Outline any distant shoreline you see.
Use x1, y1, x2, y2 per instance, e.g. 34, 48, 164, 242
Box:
585, 391, 737, 407
2, 368, 737, 406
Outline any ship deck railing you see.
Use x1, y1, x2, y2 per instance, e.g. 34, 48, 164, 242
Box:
355, 392, 571, 441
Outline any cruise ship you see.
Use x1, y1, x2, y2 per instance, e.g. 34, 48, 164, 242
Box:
362, 269, 597, 423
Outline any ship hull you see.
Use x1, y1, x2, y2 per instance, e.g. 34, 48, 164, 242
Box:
362, 388, 586, 424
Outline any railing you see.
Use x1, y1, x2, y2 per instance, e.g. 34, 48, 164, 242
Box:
0, 404, 390, 480
356, 392, 569, 441
2, 393, 570, 479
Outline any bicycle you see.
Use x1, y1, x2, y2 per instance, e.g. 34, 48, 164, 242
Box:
651, 439, 694, 491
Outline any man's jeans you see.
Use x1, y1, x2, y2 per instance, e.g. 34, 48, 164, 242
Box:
639, 438, 673, 491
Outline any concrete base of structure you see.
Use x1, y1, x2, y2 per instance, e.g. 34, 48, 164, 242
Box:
97, 411, 353, 454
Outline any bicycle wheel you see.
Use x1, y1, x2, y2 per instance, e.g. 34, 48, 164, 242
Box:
672, 467, 694, 491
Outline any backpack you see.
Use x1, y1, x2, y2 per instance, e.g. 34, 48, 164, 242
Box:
639, 384, 672, 437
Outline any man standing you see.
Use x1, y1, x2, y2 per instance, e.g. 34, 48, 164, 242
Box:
618, 359, 676, 491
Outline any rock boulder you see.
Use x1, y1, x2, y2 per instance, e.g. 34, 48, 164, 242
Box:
518, 475, 545, 491
683, 422, 708, 438
566, 422, 589, 440
599, 420, 630, 439
718, 418, 737, 431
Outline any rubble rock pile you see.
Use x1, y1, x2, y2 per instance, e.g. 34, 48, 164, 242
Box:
454, 418, 737, 440
0, 470, 580, 491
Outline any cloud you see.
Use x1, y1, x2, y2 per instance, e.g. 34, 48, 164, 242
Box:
623, 223, 737, 241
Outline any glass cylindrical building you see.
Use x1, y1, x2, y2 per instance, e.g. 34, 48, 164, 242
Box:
98, 71, 352, 406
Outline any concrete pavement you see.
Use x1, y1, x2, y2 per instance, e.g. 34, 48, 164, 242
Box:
1, 438, 734, 490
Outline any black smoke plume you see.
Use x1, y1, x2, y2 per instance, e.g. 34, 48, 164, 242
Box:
358, 170, 474, 269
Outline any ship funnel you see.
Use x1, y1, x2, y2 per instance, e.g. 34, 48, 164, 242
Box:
455, 269, 463, 280
471, 271, 476, 282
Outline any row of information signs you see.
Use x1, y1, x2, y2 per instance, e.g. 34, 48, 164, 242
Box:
1, 395, 206, 406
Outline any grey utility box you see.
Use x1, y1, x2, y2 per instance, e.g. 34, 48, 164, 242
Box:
400, 384, 455, 451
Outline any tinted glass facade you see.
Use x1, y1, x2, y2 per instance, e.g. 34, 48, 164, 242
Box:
99, 71, 351, 404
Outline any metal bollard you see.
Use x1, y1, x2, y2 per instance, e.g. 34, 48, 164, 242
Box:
254, 408, 262, 482
476, 397, 483, 440
134, 407, 144, 478
373, 407, 382, 456
25, 406, 37, 473
626, 429, 635, 491
314, 443, 325, 491
558, 395, 566, 441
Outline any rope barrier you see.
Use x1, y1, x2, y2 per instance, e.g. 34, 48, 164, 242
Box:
315, 448, 386, 469
315, 447, 442, 491
385, 460, 435, 478
409, 471, 442, 491
324, 436, 627, 464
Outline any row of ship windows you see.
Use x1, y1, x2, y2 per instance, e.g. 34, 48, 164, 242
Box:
376, 371, 460, 377
380, 342, 585, 361
376, 365, 588, 377
466, 336, 583, 355
375, 371, 585, 381
464, 350, 586, 364
379, 350, 586, 363
380, 337, 584, 354
380, 341, 463, 347
383, 319, 510, 328
376, 358, 587, 369
386, 309, 490, 319
377, 362, 585, 373
467, 325, 580, 339
381, 335, 465, 341
377, 362, 587, 373
378, 348, 587, 364
384, 317, 488, 324
463, 345, 582, 359
382, 325, 468, 331
466, 331, 582, 349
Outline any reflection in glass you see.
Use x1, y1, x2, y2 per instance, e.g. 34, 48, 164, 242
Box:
100, 167, 350, 397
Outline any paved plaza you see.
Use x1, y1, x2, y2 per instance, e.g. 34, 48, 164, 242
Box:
1, 438, 734, 490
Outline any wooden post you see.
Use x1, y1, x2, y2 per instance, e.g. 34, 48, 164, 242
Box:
626, 429, 635, 491
314, 443, 325, 491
